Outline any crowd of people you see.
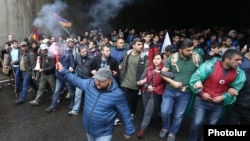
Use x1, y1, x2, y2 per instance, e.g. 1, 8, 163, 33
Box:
1, 26, 250, 141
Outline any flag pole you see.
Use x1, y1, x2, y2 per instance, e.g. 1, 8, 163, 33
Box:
58, 22, 74, 39
28, 27, 35, 41
58, 22, 74, 41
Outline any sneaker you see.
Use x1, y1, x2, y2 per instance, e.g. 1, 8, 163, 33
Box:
167, 134, 175, 141
46, 107, 55, 113
65, 93, 70, 99
68, 111, 79, 116
28, 88, 33, 92
131, 114, 136, 120
159, 128, 168, 138
114, 118, 122, 125
137, 130, 145, 138
29, 100, 39, 106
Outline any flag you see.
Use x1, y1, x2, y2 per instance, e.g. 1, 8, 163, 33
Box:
52, 13, 72, 27
161, 32, 172, 53
31, 27, 39, 41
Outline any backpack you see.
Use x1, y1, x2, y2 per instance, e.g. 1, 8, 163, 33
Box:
171, 52, 201, 72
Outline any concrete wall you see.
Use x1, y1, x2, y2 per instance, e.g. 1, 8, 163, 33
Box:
0, 0, 52, 45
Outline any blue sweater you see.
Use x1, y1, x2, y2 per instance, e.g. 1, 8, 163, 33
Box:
60, 69, 135, 136
110, 47, 127, 64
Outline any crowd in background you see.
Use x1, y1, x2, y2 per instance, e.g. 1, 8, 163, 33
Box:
1, 25, 250, 141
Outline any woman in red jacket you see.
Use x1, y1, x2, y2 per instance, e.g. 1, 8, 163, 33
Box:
136, 53, 173, 138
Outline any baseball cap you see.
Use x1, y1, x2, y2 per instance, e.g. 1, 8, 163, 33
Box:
42, 38, 49, 44
92, 68, 112, 81
228, 29, 237, 35
67, 38, 73, 43
40, 44, 49, 50
20, 41, 27, 46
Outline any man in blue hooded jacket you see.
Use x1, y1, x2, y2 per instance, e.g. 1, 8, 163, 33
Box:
56, 63, 135, 141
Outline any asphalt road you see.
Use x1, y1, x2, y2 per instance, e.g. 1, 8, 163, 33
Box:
0, 71, 191, 141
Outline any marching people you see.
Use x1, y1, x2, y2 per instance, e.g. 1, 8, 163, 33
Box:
29, 44, 56, 106
188, 49, 246, 141
224, 46, 250, 124
202, 41, 221, 61
45, 42, 75, 112
91, 44, 120, 83
157, 38, 202, 141
2, 25, 250, 140
110, 38, 128, 65
28, 40, 41, 94
68, 46, 94, 116
119, 37, 149, 122
15, 41, 38, 104
1, 42, 13, 86
87, 40, 100, 57
162, 44, 176, 64
56, 64, 135, 141
136, 53, 174, 138
6, 40, 22, 94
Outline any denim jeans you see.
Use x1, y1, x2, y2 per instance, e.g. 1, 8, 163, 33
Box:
188, 96, 223, 141
72, 87, 84, 113
86, 133, 112, 141
161, 88, 191, 135
13, 67, 22, 92
18, 71, 32, 101
50, 79, 75, 108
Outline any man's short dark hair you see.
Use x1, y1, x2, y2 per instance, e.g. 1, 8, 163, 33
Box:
165, 45, 177, 53
179, 38, 193, 49
222, 49, 243, 61
131, 37, 143, 45
210, 42, 221, 49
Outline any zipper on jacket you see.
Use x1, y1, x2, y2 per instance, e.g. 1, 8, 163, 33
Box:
87, 90, 101, 133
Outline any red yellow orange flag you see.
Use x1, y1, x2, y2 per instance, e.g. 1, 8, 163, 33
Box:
51, 12, 72, 27
31, 27, 39, 41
